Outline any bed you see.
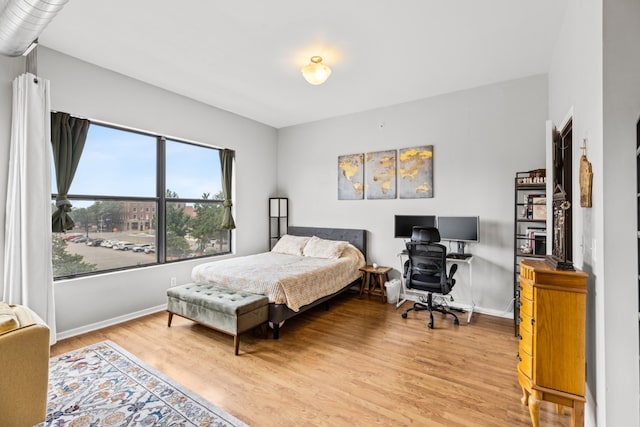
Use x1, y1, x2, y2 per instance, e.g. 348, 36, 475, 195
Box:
191, 226, 367, 338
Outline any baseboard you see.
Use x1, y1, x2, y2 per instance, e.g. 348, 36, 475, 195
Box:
472, 306, 513, 319
57, 297, 514, 341
56, 304, 167, 341
397, 293, 513, 319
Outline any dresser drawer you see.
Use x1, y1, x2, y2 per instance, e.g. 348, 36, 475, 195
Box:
519, 294, 533, 317
519, 326, 533, 356
518, 350, 533, 378
519, 279, 533, 300
520, 311, 533, 335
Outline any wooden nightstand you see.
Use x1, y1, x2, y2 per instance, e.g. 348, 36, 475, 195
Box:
359, 265, 392, 302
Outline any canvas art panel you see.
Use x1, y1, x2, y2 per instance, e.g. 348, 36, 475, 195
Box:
366, 150, 396, 199
398, 145, 433, 199
338, 153, 364, 200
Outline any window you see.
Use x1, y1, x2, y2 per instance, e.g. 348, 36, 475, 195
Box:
51, 123, 231, 279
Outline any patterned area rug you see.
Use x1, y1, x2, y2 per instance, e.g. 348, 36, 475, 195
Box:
44, 340, 247, 426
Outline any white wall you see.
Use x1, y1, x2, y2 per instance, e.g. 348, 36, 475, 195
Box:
0, 48, 278, 337
277, 75, 548, 315
548, 0, 640, 425
601, 0, 640, 424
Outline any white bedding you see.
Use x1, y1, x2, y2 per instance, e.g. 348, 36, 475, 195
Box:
191, 244, 365, 311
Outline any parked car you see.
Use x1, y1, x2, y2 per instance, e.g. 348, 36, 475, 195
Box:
132, 244, 151, 253
86, 238, 104, 247
114, 242, 135, 251
71, 236, 88, 243
144, 246, 155, 254
62, 233, 82, 241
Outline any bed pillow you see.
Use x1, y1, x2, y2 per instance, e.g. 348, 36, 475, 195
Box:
303, 236, 348, 259
271, 234, 310, 256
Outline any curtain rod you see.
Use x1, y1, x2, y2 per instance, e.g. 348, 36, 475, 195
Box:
25, 42, 38, 83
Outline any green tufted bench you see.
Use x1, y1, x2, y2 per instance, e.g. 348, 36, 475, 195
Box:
167, 282, 269, 355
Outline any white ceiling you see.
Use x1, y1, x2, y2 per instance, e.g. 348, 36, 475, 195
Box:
39, 0, 567, 129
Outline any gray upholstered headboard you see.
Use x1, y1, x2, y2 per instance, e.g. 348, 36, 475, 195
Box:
287, 226, 367, 261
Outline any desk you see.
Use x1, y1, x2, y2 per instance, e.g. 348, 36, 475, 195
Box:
397, 252, 476, 323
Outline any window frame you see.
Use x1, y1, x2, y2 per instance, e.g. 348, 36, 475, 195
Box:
52, 120, 232, 280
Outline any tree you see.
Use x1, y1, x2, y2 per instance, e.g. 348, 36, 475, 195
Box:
191, 192, 225, 253
72, 207, 91, 236
51, 235, 97, 277
166, 231, 191, 258
165, 189, 191, 257
166, 189, 190, 237
90, 201, 124, 232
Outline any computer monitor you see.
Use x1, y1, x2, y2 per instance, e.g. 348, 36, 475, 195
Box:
394, 215, 436, 239
436, 216, 480, 254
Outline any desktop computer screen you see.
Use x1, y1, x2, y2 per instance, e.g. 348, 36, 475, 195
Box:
394, 215, 436, 239
437, 216, 479, 254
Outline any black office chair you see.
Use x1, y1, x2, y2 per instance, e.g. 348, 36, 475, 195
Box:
401, 226, 459, 328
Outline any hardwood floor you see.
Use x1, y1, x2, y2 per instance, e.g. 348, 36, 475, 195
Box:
51, 292, 572, 426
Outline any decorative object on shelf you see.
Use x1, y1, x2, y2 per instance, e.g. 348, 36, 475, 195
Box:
517, 168, 546, 185
338, 153, 364, 200
532, 196, 546, 220
579, 138, 593, 208
398, 145, 434, 199
365, 150, 396, 199
546, 185, 574, 271
269, 197, 288, 249
301, 56, 331, 85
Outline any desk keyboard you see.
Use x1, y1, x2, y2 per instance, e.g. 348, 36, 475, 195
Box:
447, 253, 472, 260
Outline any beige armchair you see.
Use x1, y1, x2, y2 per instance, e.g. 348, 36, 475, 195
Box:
0, 302, 50, 427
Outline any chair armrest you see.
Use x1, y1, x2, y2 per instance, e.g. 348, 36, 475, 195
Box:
448, 263, 458, 280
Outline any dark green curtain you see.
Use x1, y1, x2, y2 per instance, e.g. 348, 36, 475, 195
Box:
51, 112, 90, 232
219, 148, 236, 230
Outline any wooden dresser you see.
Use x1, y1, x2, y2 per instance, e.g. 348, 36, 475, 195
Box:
517, 259, 588, 427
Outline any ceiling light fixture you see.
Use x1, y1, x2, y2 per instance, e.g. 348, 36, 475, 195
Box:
301, 56, 332, 85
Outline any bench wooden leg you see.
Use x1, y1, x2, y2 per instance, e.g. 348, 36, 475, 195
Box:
234, 335, 239, 356
167, 311, 174, 327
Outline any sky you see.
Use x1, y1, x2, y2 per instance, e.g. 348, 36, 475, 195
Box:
51, 124, 223, 205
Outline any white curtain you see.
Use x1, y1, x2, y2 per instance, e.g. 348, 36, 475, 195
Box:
3, 72, 56, 345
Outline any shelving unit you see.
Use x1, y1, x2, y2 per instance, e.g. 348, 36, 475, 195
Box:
513, 170, 547, 335
269, 197, 288, 250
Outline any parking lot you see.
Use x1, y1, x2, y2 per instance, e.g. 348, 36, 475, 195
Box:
63, 231, 156, 270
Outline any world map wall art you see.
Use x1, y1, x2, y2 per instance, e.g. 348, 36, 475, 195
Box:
338, 145, 434, 200
398, 145, 433, 199
366, 150, 397, 199
338, 153, 364, 200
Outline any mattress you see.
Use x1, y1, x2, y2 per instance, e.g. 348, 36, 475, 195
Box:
191, 244, 365, 311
